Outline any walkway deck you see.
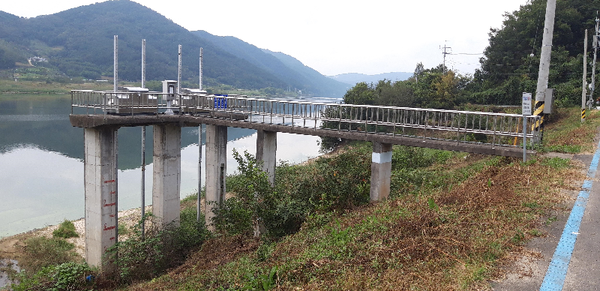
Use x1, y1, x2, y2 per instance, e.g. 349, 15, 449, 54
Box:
70, 90, 541, 157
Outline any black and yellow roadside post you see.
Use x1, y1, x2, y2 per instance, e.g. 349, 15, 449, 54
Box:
532, 97, 545, 141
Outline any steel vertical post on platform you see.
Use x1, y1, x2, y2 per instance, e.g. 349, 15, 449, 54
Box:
199, 47, 203, 90
178, 45, 182, 95
113, 35, 118, 92
142, 39, 146, 89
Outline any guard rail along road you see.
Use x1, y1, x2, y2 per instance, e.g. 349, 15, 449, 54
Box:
70, 90, 541, 157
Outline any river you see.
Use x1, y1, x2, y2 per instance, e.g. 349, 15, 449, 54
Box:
0, 94, 334, 238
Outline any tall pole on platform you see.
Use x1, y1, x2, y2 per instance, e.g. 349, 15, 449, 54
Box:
533, 0, 556, 135
178, 45, 182, 94
114, 35, 118, 92
583, 30, 589, 122
141, 39, 146, 89
199, 47, 203, 90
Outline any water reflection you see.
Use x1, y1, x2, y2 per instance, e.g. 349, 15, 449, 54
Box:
0, 94, 326, 238
0, 146, 83, 237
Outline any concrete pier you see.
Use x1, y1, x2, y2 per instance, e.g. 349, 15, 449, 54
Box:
256, 130, 277, 184
84, 127, 119, 268
205, 124, 227, 229
152, 124, 182, 226
370, 142, 393, 201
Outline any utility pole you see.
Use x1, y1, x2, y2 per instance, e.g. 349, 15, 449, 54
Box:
440, 42, 451, 73
589, 13, 599, 107
583, 30, 589, 122
533, 0, 556, 136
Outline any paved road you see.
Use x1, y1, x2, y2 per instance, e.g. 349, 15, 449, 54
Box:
494, 150, 600, 290
562, 152, 600, 290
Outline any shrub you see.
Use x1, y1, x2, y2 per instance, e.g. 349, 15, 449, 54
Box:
215, 149, 304, 237
217, 147, 373, 239
52, 220, 79, 239
106, 211, 209, 284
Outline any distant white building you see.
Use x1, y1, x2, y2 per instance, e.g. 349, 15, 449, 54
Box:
29, 57, 48, 63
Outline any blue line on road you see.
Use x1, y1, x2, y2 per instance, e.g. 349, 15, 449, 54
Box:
540, 140, 600, 291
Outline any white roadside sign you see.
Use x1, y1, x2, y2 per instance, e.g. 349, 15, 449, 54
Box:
522, 92, 532, 116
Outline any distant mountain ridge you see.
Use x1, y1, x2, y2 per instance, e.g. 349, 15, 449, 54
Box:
0, 0, 347, 97
330, 72, 413, 85
192, 31, 347, 97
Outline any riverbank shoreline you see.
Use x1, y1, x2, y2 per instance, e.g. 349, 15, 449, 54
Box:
0, 206, 156, 289
0, 206, 154, 262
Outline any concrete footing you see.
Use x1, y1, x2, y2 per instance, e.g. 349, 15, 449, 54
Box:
256, 130, 277, 184
370, 142, 393, 201
205, 125, 227, 230
152, 124, 182, 226
84, 127, 119, 268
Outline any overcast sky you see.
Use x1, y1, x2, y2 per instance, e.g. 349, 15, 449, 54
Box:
2, 0, 528, 76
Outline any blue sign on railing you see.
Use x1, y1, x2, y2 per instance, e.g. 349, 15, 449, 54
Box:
214, 97, 227, 109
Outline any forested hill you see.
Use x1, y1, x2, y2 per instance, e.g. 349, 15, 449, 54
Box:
192, 31, 348, 97
0, 0, 347, 97
330, 72, 413, 85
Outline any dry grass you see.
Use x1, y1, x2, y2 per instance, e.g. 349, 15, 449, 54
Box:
124, 107, 597, 291
543, 107, 600, 153
126, 153, 583, 290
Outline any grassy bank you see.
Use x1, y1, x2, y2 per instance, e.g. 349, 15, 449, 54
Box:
0, 79, 114, 94
124, 108, 597, 290
5, 107, 599, 290
129, 157, 581, 290
0, 79, 292, 98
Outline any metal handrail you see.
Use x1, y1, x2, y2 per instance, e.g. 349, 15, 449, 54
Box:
71, 90, 541, 148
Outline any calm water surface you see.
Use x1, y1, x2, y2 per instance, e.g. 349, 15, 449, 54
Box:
0, 94, 331, 238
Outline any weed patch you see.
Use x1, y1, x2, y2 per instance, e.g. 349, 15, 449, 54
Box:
12, 262, 95, 291
17, 237, 81, 275
52, 220, 79, 239
104, 210, 209, 285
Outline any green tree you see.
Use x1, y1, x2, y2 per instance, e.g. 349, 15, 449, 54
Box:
0, 48, 15, 69
471, 0, 599, 105
343, 82, 375, 105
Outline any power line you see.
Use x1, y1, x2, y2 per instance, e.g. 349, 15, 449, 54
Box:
450, 53, 483, 56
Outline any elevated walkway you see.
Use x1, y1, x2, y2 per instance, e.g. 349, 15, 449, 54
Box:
69, 90, 540, 268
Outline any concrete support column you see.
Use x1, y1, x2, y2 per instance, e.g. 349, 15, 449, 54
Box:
152, 124, 181, 226
256, 130, 277, 185
370, 142, 393, 201
84, 127, 118, 268
205, 124, 227, 230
